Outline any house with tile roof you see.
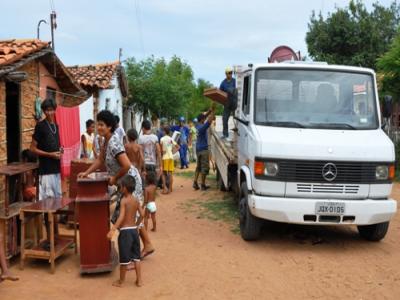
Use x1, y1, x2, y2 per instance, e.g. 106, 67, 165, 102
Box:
0, 39, 88, 258
68, 62, 135, 134
0, 38, 87, 205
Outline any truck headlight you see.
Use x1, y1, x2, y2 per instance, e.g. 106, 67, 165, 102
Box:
376, 165, 395, 180
265, 162, 279, 176
376, 166, 388, 180
254, 161, 279, 177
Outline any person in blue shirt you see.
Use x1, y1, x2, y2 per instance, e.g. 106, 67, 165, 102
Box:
193, 108, 214, 191
219, 66, 236, 139
171, 117, 190, 169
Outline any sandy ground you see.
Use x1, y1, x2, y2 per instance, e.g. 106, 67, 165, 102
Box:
1, 169, 400, 300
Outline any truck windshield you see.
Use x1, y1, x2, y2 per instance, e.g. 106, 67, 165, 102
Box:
254, 69, 379, 130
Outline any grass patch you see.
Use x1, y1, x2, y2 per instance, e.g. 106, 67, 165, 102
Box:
179, 194, 240, 234
175, 170, 217, 181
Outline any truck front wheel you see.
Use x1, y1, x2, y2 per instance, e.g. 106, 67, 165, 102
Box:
357, 222, 390, 241
239, 182, 262, 241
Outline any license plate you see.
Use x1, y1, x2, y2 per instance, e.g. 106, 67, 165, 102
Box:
315, 202, 345, 215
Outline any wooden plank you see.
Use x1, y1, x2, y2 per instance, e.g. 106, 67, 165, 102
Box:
0, 201, 32, 219
0, 162, 38, 176
203, 88, 228, 105
210, 127, 237, 163
21, 197, 75, 213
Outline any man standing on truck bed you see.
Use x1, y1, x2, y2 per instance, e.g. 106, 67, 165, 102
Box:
193, 108, 214, 191
219, 66, 236, 140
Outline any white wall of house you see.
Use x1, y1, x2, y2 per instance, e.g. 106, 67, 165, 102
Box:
98, 76, 123, 123
78, 75, 124, 134
79, 96, 94, 134
124, 107, 143, 132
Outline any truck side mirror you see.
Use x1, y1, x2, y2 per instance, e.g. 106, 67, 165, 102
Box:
382, 95, 393, 118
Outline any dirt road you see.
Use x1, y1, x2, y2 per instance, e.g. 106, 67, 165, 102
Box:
1, 170, 400, 299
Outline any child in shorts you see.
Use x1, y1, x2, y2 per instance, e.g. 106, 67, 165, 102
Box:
144, 171, 157, 232
160, 126, 179, 194
107, 176, 144, 287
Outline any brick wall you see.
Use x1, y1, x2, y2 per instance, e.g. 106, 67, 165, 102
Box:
20, 61, 39, 151
0, 80, 6, 204
0, 61, 38, 205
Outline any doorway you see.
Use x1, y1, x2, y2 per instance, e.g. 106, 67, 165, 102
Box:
5, 81, 21, 203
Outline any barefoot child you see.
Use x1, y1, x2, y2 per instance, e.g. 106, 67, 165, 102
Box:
144, 171, 157, 232
107, 176, 144, 287
125, 128, 144, 174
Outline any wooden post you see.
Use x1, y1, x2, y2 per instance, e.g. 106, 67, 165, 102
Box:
19, 211, 25, 270
4, 176, 8, 216
49, 212, 55, 274
93, 89, 99, 122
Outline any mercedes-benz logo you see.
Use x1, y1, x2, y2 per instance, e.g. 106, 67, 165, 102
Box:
322, 163, 337, 182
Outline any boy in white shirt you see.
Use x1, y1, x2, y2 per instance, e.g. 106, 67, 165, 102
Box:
160, 126, 179, 194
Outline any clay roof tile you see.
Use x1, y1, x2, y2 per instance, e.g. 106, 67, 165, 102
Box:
0, 38, 50, 67
66, 61, 119, 90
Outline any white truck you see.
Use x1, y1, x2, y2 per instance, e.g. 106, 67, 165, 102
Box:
210, 62, 397, 241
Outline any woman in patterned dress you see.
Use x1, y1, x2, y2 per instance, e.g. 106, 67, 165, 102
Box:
78, 110, 155, 258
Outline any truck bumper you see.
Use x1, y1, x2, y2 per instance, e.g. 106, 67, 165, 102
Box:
248, 194, 397, 225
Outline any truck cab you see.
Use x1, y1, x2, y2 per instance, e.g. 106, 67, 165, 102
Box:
235, 62, 397, 241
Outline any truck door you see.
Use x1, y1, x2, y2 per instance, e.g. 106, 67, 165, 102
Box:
238, 74, 252, 168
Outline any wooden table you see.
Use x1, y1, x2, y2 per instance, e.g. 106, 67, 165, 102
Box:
19, 197, 77, 274
76, 172, 117, 274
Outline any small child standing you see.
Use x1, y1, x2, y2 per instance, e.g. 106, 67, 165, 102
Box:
125, 128, 144, 174
107, 176, 144, 287
81, 119, 96, 159
144, 171, 157, 232
160, 126, 179, 194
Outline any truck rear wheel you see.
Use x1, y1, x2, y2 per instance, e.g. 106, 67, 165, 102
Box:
357, 222, 390, 241
239, 182, 262, 241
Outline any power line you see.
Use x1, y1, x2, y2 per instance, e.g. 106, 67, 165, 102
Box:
134, 0, 145, 57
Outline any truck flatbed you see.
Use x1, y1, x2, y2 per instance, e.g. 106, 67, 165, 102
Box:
210, 126, 237, 164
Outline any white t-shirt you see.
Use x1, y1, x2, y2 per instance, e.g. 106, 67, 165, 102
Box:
114, 126, 126, 144
138, 134, 159, 165
160, 135, 176, 160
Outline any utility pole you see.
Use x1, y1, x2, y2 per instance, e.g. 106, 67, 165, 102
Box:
50, 11, 57, 50
119, 48, 123, 63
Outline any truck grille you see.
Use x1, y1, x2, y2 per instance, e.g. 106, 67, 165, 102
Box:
297, 184, 360, 194
255, 158, 390, 184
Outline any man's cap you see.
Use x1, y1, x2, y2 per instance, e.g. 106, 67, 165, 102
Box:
193, 118, 198, 123
225, 66, 233, 73
179, 116, 185, 122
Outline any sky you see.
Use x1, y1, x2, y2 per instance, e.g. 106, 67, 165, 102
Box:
0, 0, 394, 86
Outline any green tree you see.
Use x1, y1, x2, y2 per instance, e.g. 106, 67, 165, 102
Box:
377, 31, 400, 99
125, 55, 216, 121
306, 0, 400, 69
